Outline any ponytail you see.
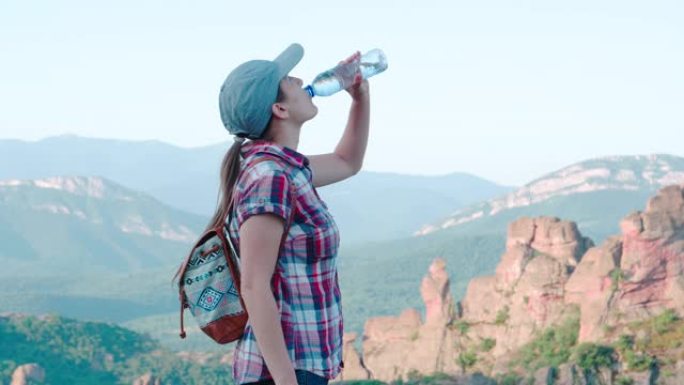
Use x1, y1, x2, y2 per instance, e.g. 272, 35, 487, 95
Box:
171, 138, 243, 290
174, 83, 284, 286
206, 138, 244, 231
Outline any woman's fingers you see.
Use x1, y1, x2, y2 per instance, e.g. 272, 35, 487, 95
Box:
340, 51, 363, 88
343, 51, 361, 64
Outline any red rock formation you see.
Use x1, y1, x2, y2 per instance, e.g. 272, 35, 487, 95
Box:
338, 332, 370, 381
619, 186, 684, 312
132, 373, 162, 385
461, 217, 592, 357
358, 258, 459, 382
565, 236, 622, 341
10, 364, 45, 385
567, 185, 684, 342
347, 185, 684, 381
421, 258, 455, 326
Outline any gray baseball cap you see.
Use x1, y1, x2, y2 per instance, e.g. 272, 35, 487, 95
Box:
219, 43, 304, 139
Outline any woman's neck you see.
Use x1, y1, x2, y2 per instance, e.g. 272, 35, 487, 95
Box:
264, 121, 302, 151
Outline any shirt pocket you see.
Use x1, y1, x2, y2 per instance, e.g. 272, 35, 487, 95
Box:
291, 224, 340, 263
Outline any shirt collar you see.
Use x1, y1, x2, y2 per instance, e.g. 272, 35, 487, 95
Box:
241, 139, 309, 169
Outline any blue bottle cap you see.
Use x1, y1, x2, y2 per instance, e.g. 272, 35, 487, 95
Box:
304, 85, 315, 98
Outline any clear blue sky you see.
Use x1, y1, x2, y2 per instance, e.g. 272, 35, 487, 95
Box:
1, 0, 682, 185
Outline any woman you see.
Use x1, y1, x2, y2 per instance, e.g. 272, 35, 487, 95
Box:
211, 43, 369, 385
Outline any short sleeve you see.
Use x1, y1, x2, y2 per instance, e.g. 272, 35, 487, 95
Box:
235, 167, 293, 226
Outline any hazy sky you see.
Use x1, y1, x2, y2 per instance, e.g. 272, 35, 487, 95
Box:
1, 0, 682, 185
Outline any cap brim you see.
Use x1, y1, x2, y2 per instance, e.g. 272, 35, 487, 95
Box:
274, 43, 304, 78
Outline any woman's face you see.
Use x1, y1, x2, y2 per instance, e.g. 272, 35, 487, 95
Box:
278, 76, 318, 123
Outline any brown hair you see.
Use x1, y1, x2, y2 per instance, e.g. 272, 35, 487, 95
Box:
172, 140, 243, 286
206, 139, 244, 231
172, 87, 285, 286
205, 86, 286, 232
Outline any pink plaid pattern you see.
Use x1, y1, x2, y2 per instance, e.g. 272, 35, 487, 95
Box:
225, 140, 344, 384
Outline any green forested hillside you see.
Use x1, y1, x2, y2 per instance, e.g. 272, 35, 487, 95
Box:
129, 189, 636, 351
1, 160, 670, 355
2, 188, 649, 353
123, 232, 507, 352
0, 176, 206, 272
339, 233, 505, 333
0, 314, 233, 385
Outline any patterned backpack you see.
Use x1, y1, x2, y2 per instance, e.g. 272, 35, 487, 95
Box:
176, 155, 296, 344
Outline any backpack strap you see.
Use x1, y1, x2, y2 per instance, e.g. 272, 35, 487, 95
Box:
178, 153, 297, 339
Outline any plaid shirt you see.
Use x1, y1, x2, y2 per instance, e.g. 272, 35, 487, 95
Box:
225, 140, 344, 384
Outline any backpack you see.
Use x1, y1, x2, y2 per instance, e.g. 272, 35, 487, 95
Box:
175, 155, 296, 344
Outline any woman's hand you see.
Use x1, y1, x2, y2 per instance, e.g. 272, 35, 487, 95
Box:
339, 51, 369, 102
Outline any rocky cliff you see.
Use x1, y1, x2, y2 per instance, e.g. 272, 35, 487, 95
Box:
566, 184, 684, 343
341, 185, 684, 384
6, 364, 163, 385
10, 364, 44, 385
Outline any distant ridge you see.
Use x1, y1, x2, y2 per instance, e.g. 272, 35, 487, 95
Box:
0, 135, 512, 244
0, 175, 206, 271
416, 154, 684, 237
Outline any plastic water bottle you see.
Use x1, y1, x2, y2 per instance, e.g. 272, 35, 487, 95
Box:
304, 49, 388, 97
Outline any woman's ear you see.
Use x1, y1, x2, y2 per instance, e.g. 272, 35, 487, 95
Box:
271, 102, 289, 120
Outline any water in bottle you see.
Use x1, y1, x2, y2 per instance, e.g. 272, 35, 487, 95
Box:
304, 49, 388, 97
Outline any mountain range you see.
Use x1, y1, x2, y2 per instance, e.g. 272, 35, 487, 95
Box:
0, 175, 207, 324
0, 135, 512, 245
416, 154, 684, 242
3, 135, 684, 355
0, 175, 204, 272
4, 186, 683, 385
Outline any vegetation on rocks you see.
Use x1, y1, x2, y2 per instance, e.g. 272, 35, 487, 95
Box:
609, 268, 627, 292
457, 351, 478, 373
510, 315, 580, 371
494, 306, 510, 326
480, 338, 496, 352
448, 320, 471, 335
573, 343, 615, 370
610, 308, 684, 373
615, 376, 635, 385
